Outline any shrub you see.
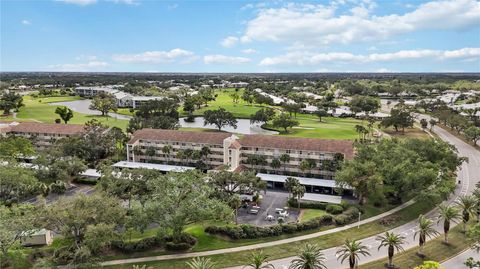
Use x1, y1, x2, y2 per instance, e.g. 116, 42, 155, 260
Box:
165, 242, 191, 251
281, 224, 298, 234
326, 204, 344, 214
205, 213, 340, 240
334, 214, 349, 226
288, 198, 328, 210
111, 236, 164, 253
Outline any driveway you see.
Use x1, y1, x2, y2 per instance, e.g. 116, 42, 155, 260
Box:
236, 191, 298, 226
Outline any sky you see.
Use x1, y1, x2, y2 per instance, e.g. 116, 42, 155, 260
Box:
1, 0, 479, 73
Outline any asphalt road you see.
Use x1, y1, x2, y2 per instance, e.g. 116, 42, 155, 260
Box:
228, 117, 480, 269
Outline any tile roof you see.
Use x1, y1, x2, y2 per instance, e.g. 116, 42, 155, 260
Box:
228, 140, 242, 149
239, 135, 354, 159
128, 128, 231, 145
2, 122, 85, 135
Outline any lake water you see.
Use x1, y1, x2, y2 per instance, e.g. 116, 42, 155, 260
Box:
50, 99, 278, 135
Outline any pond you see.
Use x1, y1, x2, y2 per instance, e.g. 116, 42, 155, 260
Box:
49, 100, 132, 121
50, 99, 278, 135
179, 117, 278, 135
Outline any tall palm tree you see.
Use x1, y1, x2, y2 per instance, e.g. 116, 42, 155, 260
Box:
285, 177, 299, 198
456, 195, 477, 232
162, 145, 172, 163
186, 257, 217, 269
280, 153, 291, 173
473, 188, 480, 221
244, 250, 274, 269
292, 184, 306, 210
230, 194, 242, 225
437, 204, 461, 243
376, 232, 405, 268
336, 239, 370, 269
413, 215, 439, 256
289, 243, 326, 269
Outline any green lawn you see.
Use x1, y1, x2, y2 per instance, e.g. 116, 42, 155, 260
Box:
104, 200, 436, 268
266, 114, 361, 140
14, 96, 129, 130
300, 209, 328, 222
115, 88, 268, 119
190, 88, 267, 119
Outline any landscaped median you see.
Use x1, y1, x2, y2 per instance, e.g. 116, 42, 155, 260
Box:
101, 199, 435, 268
359, 222, 474, 269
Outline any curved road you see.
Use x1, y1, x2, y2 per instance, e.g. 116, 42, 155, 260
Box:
100, 121, 479, 268
228, 117, 479, 269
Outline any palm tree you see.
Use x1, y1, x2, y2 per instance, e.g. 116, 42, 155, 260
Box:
456, 195, 477, 232
292, 184, 306, 210
376, 232, 405, 268
186, 257, 217, 269
429, 119, 436, 131
244, 250, 274, 269
336, 239, 370, 269
270, 158, 281, 172
162, 145, 172, 163
413, 215, 439, 256
437, 204, 461, 243
289, 243, 326, 269
200, 146, 211, 162
280, 153, 291, 173
285, 177, 299, 198
473, 188, 480, 221
230, 194, 242, 225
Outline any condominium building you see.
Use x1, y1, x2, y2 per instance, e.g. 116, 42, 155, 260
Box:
0, 122, 85, 149
126, 129, 234, 169
126, 129, 354, 193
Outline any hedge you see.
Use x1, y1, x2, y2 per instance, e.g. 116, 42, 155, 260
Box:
205, 214, 334, 240
206, 204, 364, 240
111, 233, 197, 253
326, 204, 344, 214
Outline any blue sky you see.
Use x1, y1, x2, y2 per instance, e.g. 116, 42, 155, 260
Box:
1, 0, 479, 72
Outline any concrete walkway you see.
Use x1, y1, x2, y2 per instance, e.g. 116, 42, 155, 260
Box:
101, 119, 480, 268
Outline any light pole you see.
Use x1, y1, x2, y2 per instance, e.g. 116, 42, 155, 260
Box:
357, 212, 362, 229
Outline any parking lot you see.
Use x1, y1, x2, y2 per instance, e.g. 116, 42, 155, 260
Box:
237, 190, 299, 226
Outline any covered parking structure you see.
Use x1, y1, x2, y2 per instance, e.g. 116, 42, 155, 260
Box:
256, 173, 352, 203
112, 161, 195, 173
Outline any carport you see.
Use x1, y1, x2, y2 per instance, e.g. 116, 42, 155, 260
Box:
256, 173, 351, 196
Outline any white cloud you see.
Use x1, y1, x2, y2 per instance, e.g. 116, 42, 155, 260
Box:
259, 47, 480, 66
48, 61, 108, 71
107, 0, 138, 4
112, 49, 195, 63
204, 55, 251, 64
241, 0, 480, 46
167, 3, 178, 10
21, 20, 31, 25
56, 0, 138, 5
75, 55, 97, 61
220, 36, 239, 48
56, 0, 97, 6
375, 68, 393, 73
241, 48, 257, 54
